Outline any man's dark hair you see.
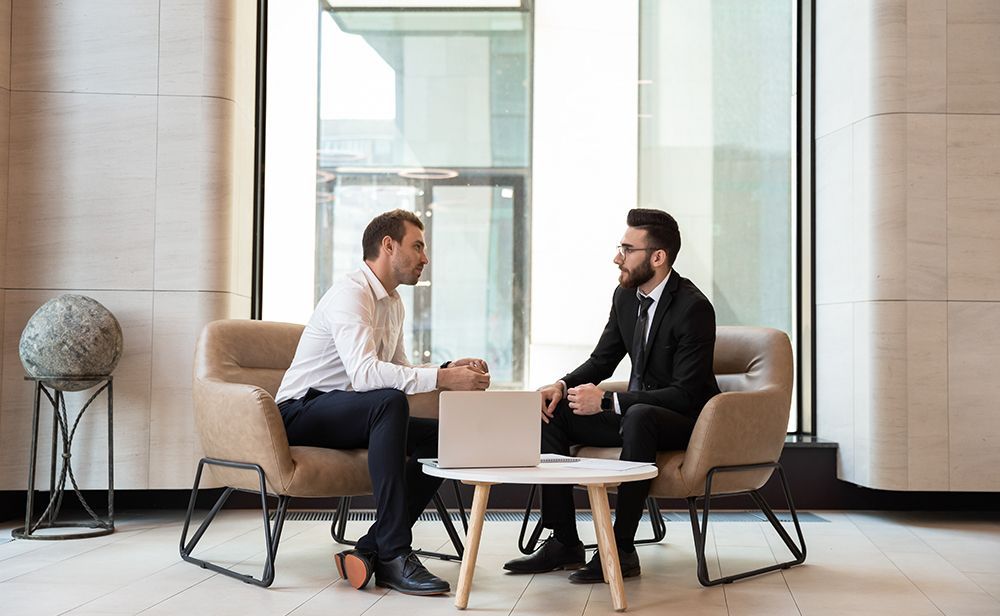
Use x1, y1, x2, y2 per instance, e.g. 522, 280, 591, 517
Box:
627, 208, 681, 266
362, 209, 424, 261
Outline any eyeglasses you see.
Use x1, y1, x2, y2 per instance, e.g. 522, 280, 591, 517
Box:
616, 245, 661, 258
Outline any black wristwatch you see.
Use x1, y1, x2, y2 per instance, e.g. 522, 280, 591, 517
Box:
600, 391, 614, 411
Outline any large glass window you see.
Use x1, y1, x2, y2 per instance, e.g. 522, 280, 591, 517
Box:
639, 0, 793, 333
315, 7, 531, 386
637, 0, 796, 425
263, 0, 799, 428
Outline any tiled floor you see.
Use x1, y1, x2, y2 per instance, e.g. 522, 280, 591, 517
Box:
1, 510, 998, 615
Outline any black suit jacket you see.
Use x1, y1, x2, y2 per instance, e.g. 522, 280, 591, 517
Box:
561, 270, 720, 419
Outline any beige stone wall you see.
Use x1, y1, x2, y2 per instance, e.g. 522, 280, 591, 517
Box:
0, 0, 9, 486
816, 0, 1000, 490
0, 1, 256, 489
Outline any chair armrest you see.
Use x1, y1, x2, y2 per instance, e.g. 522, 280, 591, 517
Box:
680, 388, 791, 494
193, 377, 296, 492
407, 390, 440, 419
599, 381, 629, 394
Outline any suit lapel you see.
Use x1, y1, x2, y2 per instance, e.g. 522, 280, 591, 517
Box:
643, 271, 680, 358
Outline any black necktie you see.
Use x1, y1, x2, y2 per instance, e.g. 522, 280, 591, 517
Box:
628, 294, 654, 392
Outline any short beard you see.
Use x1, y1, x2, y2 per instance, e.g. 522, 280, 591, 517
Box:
620, 258, 655, 289
392, 263, 420, 286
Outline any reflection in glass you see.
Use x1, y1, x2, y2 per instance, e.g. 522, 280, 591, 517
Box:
317, 7, 531, 387
639, 0, 792, 333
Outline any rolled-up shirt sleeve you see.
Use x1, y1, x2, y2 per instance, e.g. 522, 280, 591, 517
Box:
327, 286, 438, 394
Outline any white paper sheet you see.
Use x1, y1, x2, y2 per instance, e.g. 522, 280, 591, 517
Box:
540, 453, 656, 471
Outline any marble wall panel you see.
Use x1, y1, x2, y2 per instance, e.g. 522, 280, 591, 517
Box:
906, 0, 947, 112
851, 302, 872, 487
905, 114, 947, 300
815, 0, 999, 492
816, 303, 856, 482
906, 301, 949, 490
0, 290, 3, 463
154, 97, 236, 293
159, 0, 238, 99
0, 86, 8, 290
855, 115, 907, 301
0, 290, 153, 490
10, 0, 158, 95
856, 301, 909, 490
6, 92, 157, 290
233, 0, 258, 110
869, 0, 907, 116
233, 105, 255, 300
0, 0, 10, 89
947, 115, 1000, 301
948, 302, 1000, 491
815, 126, 854, 305
947, 0, 1000, 113
148, 291, 246, 489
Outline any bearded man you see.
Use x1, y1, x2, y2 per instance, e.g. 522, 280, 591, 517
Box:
503, 208, 721, 583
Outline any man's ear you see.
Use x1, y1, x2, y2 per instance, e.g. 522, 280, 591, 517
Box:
381, 234, 395, 256
654, 249, 669, 268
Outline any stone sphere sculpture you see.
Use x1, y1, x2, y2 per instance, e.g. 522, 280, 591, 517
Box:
19, 295, 124, 391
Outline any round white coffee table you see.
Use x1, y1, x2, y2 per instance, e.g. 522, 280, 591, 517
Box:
422, 462, 659, 612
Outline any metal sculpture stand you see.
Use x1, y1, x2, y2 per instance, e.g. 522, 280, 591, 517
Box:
12, 376, 114, 540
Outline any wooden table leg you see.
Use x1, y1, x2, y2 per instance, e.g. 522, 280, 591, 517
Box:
587, 483, 627, 612
455, 482, 491, 609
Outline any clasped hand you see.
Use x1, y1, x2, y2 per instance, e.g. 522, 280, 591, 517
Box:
438, 357, 490, 391
539, 382, 604, 423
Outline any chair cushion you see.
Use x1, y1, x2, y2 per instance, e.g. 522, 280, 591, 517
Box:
572, 446, 692, 498
205, 446, 373, 497
285, 447, 373, 497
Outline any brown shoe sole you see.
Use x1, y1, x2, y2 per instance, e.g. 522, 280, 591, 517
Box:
335, 551, 373, 589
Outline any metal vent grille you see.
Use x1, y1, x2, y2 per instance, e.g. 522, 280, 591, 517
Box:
278, 510, 827, 523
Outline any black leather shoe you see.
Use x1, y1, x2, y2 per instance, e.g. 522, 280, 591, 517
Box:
375, 552, 450, 596
335, 549, 375, 589
567, 548, 641, 584
503, 537, 586, 574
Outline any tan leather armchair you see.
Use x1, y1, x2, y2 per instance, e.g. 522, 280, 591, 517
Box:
179, 319, 462, 587
520, 326, 806, 586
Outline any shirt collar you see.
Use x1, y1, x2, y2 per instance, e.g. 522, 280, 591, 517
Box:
638, 269, 671, 304
360, 262, 392, 301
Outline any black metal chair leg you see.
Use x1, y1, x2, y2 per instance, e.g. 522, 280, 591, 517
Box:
686, 462, 807, 587
179, 458, 290, 588
330, 497, 354, 546
329, 484, 465, 561
518, 484, 546, 554
518, 487, 667, 553
422, 493, 464, 560
452, 480, 469, 533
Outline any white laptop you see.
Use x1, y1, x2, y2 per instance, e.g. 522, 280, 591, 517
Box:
429, 391, 541, 468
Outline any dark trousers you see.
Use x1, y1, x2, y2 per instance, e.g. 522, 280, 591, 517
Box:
541, 399, 695, 550
279, 388, 442, 560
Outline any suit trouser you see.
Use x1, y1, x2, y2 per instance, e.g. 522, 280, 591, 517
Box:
279, 388, 442, 560
541, 399, 695, 550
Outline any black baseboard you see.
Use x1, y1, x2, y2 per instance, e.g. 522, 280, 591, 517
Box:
2, 443, 998, 520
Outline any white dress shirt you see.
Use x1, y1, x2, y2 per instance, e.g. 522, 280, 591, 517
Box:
275, 263, 438, 404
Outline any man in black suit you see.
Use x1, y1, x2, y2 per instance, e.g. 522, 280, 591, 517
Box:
504, 208, 720, 582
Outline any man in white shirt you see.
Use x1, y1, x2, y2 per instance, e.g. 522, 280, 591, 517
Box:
276, 209, 490, 596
